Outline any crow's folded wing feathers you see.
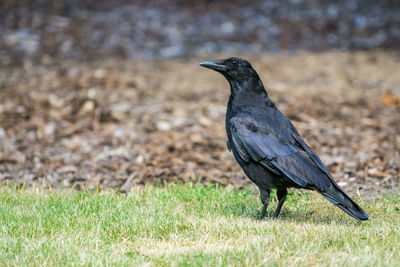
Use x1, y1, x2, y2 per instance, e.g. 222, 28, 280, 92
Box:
229, 117, 336, 189
290, 131, 333, 180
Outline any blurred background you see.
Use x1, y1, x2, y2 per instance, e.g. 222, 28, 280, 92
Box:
1, 0, 400, 62
0, 0, 399, 197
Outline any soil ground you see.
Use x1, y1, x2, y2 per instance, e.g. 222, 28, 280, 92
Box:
0, 50, 399, 199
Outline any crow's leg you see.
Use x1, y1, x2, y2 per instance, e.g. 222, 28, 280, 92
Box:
259, 188, 270, 220
273, 189, 288, 219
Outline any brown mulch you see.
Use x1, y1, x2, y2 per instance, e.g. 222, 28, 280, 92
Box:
0, 51, 399, 199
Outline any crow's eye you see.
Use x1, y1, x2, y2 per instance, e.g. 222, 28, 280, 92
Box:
231, 60, 237, 65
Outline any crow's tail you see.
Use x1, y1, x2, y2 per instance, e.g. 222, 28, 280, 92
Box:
318, 189, 369, 221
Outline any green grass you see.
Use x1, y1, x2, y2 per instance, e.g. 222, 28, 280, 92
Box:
0, 184, 399, 266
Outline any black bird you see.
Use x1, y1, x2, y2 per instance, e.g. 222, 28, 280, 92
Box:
200, 57, 368, 221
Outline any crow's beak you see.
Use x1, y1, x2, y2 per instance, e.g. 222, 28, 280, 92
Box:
199, 60, 227, 72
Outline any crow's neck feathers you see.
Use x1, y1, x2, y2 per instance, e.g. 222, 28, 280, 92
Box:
228, 70, 268, 98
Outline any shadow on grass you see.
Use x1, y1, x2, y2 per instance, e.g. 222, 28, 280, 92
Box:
273, 210, 362, 225
221, 200, 361, 226
217, 188, 364, 225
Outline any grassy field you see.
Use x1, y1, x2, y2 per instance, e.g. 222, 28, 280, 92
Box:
0, 184, 399, 266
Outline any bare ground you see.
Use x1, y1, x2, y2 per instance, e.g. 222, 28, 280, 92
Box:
0, 50, 399, 199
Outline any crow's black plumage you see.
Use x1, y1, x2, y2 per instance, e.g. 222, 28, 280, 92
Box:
200, 57, 368, 221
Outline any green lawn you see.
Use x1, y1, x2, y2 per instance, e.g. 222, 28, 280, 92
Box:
0, 184, 399, 266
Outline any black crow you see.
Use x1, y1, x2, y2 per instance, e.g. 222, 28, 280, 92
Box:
200, 57, 368, 221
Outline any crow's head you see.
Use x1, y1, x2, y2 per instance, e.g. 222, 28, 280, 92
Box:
200, 57, 264, 95
200, 57, 258, 81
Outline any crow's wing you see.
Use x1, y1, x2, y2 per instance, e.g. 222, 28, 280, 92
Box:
229, 115, 369, 220
229, 116, 335, 189
290, 130, 334, 181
